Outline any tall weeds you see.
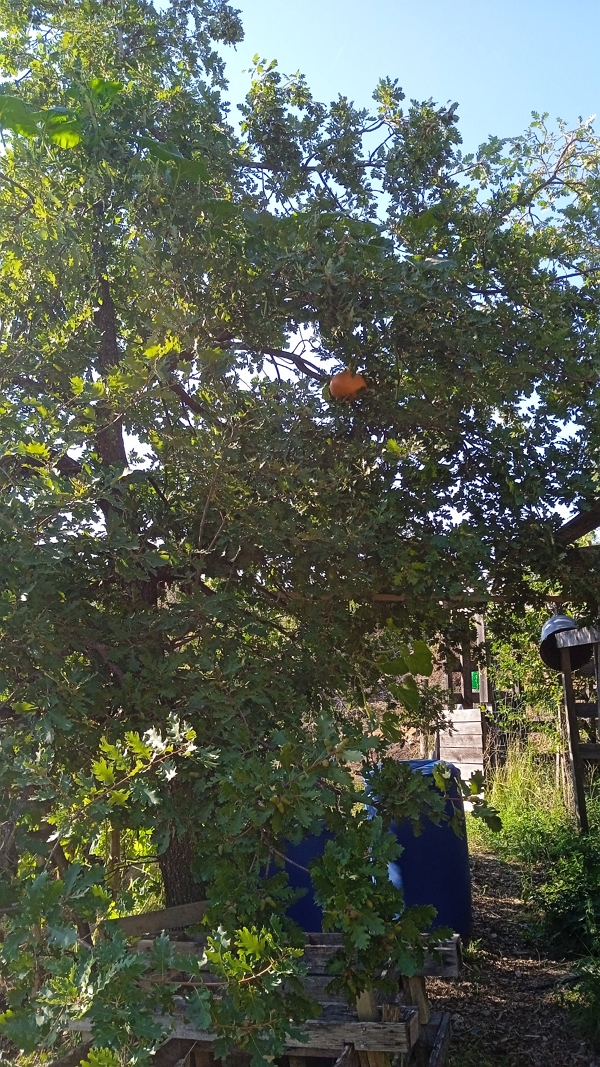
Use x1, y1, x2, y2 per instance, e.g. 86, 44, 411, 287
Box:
468, 741, 572, 863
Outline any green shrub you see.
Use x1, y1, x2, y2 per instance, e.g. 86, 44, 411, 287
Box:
569, 958, 600, 1049
530, 840, 600, 955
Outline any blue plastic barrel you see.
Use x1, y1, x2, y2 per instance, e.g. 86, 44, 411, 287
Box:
282, 761, 472, 939
283, 829, 332, 931
385, 759, 472, 941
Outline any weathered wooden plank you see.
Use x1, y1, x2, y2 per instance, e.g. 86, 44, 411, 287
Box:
556, 503, 600, 544
440, 732, 485, 747
288, 1052, 361, 1061
579, 743, 600, 761
137, 1014, 419, 1054
295, 975, 347, 1005
301, 944, 342, 971
427, 1012, 452, 1067
355, 992, 390, 1067
442, 709, 483, 723
355, 991, 379, 1022
437, 746, 484, 761
555, 627, 600, 648
379, 1004, 401, 1023
68, 1016, 331, 1063
304, 934, 461, 980
133, 935, 461, 980
285, 1014, 419, 1053
70, 1009, 420, 1054
305, 932, 344, 945
110, 901, 207, 937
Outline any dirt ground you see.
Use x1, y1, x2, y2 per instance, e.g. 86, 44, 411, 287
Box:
426, 850, 600, 1067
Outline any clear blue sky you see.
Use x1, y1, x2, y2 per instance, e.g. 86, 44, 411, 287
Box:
222, 0, 600, 152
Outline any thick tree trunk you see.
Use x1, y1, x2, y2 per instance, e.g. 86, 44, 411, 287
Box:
94, 277, 127, 469
158, 830, 202, 907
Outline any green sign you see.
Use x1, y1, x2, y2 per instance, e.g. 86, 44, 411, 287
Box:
471, 671, 480, 691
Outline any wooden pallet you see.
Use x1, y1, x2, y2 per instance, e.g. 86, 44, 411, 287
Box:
69, 910, 459, 1067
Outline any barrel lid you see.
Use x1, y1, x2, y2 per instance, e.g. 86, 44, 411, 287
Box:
540, 614, 593, 671
399, 759, 461, 778
540, 614, 577, 643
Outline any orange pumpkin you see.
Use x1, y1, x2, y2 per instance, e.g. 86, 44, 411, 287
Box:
329, 368, 367, 400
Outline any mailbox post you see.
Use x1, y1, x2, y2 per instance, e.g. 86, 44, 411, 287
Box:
549, 625, 600, 832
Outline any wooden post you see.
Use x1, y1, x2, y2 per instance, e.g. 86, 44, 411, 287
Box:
401, 975, 431, 1025
596, 645, 600, 744
461, 637, 473, 708
475, 614, 489, 704
560, 646, 589, 832
355, 992, 390, 1067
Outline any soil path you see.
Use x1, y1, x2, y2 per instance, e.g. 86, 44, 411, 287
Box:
426, 850, 599, 1067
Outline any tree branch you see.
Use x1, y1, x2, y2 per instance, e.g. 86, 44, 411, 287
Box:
233, 344, 328, 383
167, 379, 208, 415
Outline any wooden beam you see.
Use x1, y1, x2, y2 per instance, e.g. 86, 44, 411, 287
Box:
108, 900, 207, 937
133, 933, 462, 981
573, 702, 600, 718
427, 1013, 452, 1067
555, 499, 600, 544
578, 744, 600, 761
355, 992, 390, 1067
561, 647, 589, 832
285, 1016, 419, 1054
460, 637, 473, 707
70, 1011, 421, 1056
401, 976, 430, 1026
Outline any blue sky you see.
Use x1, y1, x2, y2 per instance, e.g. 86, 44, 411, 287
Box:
222, 0, 600, 152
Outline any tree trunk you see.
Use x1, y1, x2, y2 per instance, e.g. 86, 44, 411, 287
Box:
158, 830, 202, 907
94, 277, 127, 469
93, 276, 199, 908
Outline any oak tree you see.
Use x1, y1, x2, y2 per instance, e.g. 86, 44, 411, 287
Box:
0, 0, 599, 1060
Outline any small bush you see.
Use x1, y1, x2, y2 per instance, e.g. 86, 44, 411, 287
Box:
531, 841, 600, 955
569, 958, 600, 1049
